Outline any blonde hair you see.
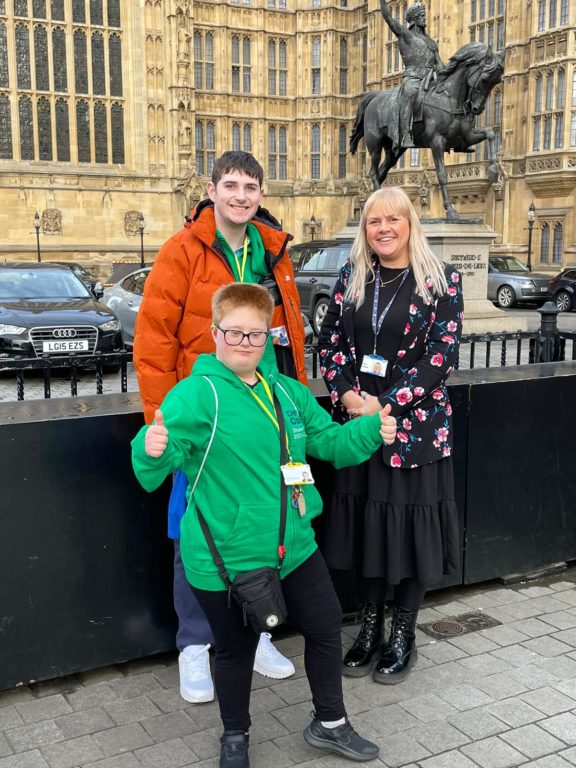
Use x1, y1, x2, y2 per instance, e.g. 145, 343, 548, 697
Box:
344, 187, 447, 306
212, 282, 274, 327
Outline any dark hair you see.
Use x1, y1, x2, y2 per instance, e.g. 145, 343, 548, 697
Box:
211, 151, 264, 187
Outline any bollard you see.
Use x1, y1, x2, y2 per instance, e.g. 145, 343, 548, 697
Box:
536, 301, 561, 363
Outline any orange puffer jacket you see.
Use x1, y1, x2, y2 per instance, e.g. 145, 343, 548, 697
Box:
133, 200, 307, 423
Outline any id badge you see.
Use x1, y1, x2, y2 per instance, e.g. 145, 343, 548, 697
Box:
280, 462, 315, 485
270, 325, 290, 347
360, 354, 388, 377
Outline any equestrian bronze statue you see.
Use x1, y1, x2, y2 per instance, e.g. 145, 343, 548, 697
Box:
351, 1, 504, 221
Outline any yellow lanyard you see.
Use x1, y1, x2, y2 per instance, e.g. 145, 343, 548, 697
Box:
233, 237, 249, 283
244, 372, 291, 458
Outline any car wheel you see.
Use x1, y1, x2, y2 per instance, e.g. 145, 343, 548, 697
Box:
496, 285, 516, 309
312, 297, 329, 335
555, 291, 572, 312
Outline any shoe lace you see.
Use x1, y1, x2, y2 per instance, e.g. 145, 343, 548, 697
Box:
257, 632, 280, 659
181, 644, 211, 681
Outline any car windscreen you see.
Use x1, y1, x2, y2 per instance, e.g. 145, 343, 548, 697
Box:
491, 257, 529, 273
0, 269, 91, 300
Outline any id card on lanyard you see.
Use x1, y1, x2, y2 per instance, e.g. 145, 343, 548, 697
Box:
359, 267, 410, 377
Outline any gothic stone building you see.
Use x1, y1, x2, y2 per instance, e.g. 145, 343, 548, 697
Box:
0, 0, 574, 272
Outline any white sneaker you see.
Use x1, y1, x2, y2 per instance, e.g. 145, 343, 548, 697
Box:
253, 633, 295, 679
178, 644, 214, 703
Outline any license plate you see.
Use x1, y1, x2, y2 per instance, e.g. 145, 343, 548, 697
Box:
540, 287, 548, 292
42, 340, 89, 353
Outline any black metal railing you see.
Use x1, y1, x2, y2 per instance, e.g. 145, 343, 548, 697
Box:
1, 304, 573, 400
0, 351, 132, 400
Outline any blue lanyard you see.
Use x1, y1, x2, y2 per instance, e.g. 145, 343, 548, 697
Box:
370, 267, 410, 354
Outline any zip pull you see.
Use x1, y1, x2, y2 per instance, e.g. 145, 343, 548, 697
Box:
242, 601, 248, 627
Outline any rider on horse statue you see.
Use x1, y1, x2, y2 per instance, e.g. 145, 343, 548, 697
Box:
380, 0, 444, 150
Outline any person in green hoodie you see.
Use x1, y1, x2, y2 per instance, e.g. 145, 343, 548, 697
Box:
132, 283, 397, 768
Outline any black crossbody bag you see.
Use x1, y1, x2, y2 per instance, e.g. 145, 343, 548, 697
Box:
196, 393, 289, 634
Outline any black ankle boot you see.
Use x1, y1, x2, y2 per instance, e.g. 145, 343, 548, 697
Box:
373, 606, 418, 685
220, 730, 250, 768
342, 602, 384, 677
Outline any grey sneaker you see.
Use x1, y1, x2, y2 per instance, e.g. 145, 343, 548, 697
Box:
303, 714, 379, 762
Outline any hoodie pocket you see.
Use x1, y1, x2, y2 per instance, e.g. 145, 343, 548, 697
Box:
220, 503, 280, 568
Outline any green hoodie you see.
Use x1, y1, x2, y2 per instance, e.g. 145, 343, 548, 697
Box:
131, 354, 383, 590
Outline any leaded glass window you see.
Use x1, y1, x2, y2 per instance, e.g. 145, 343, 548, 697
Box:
52, 27, 66, 91
554, 114, 563, 147
111, 101, 124, 163
33, 0, 46, 18
311, 124, 320, 179
34, 25, 49, 91
268, 126, 276, 179
74, 30, 88, 93
543, 114, 551, 148
206, 121, 215, 175
76, 98, 90, 161
90, 0, 103, 26
0, 1, 5, 14
19, 95, 34, 159
37, 95, 52, 159
338, 125, 346, 178
546, 72, 553, 109
533, 116, 541, 150
55, 97, 69, 160
194, 31, 202, 88
51, 0, 64, 20
0, 23, 8, 88
91, 32, 105, 94
279, 40, 286, 95
14, 0, 27, 17
232, 122, 240, 151
339, 38, 348, 95
108, 0, 120, 27
540, 223, 549, 263
552, 223, 563, 264
94, 100, 107, 162
205, 32, 214, 89
0, 93, 12, 158
72, 0, 85, 24
278, 126, 287, 179
243, 123, 251, 152
16, 23, 31, 90
549, 0, 557, 28
535, 76, 542, 112
109, 34, 122, 96
195, 120, 204, 174
560, 0, 568, 24
557, 69, 565, 108
268, 39, 275, 95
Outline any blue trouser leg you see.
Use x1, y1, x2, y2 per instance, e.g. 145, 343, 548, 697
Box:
174, 539, 214, 650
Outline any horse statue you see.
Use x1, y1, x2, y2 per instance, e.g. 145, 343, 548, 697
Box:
350, 42, 505, 221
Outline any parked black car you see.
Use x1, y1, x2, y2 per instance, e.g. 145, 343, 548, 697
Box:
547, 267, 576, 312
289, 239, 353, 334
0, 263, 123, 360
47, 261, 104, 299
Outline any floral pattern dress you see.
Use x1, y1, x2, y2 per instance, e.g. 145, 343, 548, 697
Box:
317, 261, 464, 587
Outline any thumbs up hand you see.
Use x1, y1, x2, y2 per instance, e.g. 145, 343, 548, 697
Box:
145, 409, 169, 457
379, 403, 397, 445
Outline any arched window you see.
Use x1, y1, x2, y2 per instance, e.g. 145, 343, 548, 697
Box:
0, 22, 8, 88
19, 95, 34, 159
52, 27, 67, 91
556, 69, 565, 108
194, 31, 202, 88
232, 122, 240, 151
206, 120, 215, 175
33, 0, 46, 18
34, 25, 49, 91
268, 125, 276, 179
73, 29, 88, 93
91, 31, 105, 95
90, 0, 102, 26
552, 223, 563, 264
76, 98, 90, 162
242, 36, 251, 92
534, 75, 542, 112
94, 100, 107, 162
243, 123, 251, 152
311, 37, 320, 94
205, 32, 214, 89
37, 95, 52, 159
540, 222, 550, 263
55, 97, 69, 160
72, 0, 85, 24
311, 123, 320, 179
278, 125, 287, 179
195, 120, 204, 175
51, 0, 65, 21
268, 39, 276, 95
16, 23, 31, 90
111, 101, 124, 163
339, 38, 348, 94
107, 0, 120, 27
0, 93, 12, 159
231, 35, 240, 92
109, 34, 122, 96
279, 40, 287, 95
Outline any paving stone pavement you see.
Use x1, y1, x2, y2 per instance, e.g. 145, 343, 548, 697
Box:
2, 571, 576, 768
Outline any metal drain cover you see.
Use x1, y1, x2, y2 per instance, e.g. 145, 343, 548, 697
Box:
418, 611, 502, 640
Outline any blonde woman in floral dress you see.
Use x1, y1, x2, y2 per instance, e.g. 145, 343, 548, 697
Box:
318, 187, 463, 685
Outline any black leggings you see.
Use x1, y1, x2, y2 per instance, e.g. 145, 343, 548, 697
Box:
192, 549, 345, 731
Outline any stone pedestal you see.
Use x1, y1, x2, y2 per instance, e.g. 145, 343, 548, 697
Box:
421, 220, 527, 334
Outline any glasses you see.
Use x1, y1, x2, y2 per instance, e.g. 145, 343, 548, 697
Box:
215, 326, 269, 347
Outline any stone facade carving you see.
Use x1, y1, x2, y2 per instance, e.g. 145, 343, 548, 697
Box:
41, 208, 62, 235
124, 210, 143, 237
